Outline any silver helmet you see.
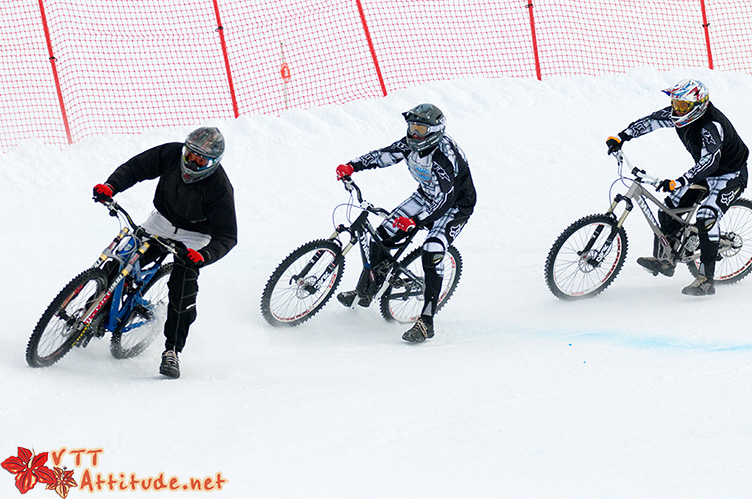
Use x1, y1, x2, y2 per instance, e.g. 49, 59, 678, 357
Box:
181, 127, 225, 183
403, 103, 446, 153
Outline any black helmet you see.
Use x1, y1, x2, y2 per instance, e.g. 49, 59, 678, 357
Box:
403, 103, 446, 153
181, 127, 225, 184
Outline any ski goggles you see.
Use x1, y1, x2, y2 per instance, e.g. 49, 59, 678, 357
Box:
671, 99, 696, 116
407, 122, 430, 139
182, 146, 218, 172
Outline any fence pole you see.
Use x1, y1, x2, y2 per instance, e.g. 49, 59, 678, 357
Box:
699, 0, 714, 69
38, 0, 72, 144
526, 1, 542, 80
211, 0, 240, 118
356, 0, 387, 96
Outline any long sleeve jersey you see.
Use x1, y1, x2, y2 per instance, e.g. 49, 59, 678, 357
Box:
622, 102, 749, 185
349, 135, 476, 226
105, 142, 238, 266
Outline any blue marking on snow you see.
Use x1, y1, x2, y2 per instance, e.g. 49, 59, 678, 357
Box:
573, 330, 752, 352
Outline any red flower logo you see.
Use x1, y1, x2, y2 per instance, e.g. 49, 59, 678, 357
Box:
1, 447, 55, 494
46, 467, 77, 499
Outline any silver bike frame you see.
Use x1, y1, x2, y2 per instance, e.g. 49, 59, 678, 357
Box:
607, 152, 706, 263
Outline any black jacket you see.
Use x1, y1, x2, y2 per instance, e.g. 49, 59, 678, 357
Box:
106, 142, 237, 266
625, 102, 749, 185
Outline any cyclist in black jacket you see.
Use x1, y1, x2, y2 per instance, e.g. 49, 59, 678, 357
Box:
335, 104, 476, 343
607, 79, 749, 296
93, 127, 237, 377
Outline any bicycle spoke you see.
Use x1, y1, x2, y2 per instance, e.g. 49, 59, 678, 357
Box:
262, 241, 344, 326
545, 215, 627, 300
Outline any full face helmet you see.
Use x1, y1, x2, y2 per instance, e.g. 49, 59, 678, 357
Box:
661, 79, 710, 128
403, 103, 446, 153
181, 127, 225, 183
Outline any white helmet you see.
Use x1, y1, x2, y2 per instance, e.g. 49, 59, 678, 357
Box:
661, 79, 709, 128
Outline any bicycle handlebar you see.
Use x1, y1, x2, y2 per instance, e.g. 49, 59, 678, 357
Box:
95, 198, 179, 254
340, 176, 392, 218
611, 150, 661, 187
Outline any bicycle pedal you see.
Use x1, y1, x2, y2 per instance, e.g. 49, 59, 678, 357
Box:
77, 333, 93, 348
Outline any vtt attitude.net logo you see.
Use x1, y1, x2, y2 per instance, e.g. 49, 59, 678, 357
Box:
2, 447, 228, 497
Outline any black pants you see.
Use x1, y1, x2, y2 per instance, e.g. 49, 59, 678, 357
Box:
142, 246, 200, 353
164, 262, 199, 352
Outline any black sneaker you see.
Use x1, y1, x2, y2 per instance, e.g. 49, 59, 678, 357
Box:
682, 275, 716, 296
337, 291, 357, 308
402, 316, 435, 343
159, 349, 180, 378
636, 256, 676, 277
357, 296, 373, 308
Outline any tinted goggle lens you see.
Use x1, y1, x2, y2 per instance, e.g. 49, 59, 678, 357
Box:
182, 147, 214, 172
407, 122, 429, 138
671, 99, 695, 116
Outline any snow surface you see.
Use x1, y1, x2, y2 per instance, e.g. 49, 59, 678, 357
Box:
3, 68, 752, 498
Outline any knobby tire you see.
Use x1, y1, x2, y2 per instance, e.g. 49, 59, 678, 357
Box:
110, 263, 173, 359
686, 197, 752, 284
545, 214, 628, 300
27, 268, 109, 368
379, 245, 463, 323
261, 240, 344, 327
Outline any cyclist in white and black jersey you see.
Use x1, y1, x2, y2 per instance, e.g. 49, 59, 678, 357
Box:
335, 103, 476, 343
607, 79, 749, 296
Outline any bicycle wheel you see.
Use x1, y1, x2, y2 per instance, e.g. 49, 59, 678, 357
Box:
379, 245, 463, 323
686, 198, 752, 284
545, 214, 628, 300
261, 240, 344, 327
26, 268, 109, 367
110, 263, 173, 359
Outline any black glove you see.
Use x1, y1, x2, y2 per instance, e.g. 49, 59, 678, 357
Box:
656, 177, 686, 193
606, 132, 631, 155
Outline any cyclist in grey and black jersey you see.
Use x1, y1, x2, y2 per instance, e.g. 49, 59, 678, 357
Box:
607, 79, 749, 296
335, 103, 476, 343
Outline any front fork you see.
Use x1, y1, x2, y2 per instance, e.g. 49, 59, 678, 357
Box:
74, 239, 151, 345
580, 194, 633, 266
290, 210, 378, 296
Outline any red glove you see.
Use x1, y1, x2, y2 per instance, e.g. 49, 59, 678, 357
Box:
179, 248, 205, 267
336, 163, 354, 180
93, 183, 114, 202
392, 216, 416, 232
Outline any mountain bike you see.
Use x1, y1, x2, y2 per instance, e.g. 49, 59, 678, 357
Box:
260, 177, 463, 327
26, 199, 178, 367
545, 150, 752, 300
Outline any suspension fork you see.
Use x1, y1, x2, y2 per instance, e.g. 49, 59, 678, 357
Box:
75, 241, 151, 340
92, 227, 131, 268
289, 214, 368, 286
580, 194, 633, 262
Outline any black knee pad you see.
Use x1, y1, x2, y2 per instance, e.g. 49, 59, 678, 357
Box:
421, 250, 444, 269
421, 237, 445, 269
696, 216, 717, 233
696, 205, 720, 233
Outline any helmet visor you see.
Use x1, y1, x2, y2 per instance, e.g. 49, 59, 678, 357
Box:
407, 122, 429, 139
671, 99, 696, 117
182, 146, 218, 173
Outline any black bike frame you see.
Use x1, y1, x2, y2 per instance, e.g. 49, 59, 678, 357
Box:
321, 178, 425, 300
